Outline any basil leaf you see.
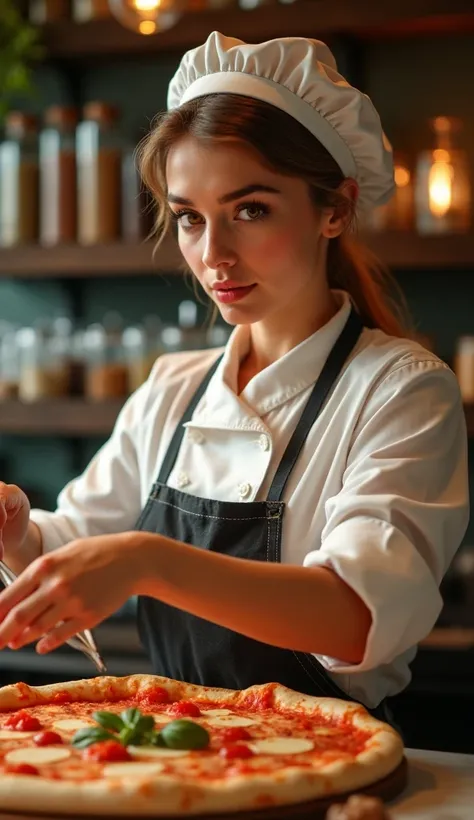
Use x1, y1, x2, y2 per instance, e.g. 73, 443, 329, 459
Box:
119, 726, 143, 746
135, 715, 155, 734
160, 720, 210, 750
150, 731, 166, 747
120, 708, 142, 728
92, 711, 124, 733
72, 727, 116, 749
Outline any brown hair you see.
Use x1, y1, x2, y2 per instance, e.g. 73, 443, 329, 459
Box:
138, 93, 411, 337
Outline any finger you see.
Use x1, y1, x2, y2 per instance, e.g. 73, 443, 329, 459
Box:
0, 585, 56, 648
37, 617, 94, 654
0, 554, 54, 622
8, 602, 70, 649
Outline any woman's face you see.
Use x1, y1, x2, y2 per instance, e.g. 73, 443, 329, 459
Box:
166, 136, 332, 328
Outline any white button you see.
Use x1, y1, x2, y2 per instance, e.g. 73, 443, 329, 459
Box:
258, 434, 270, 452
238, 482, 252, 500
188, 429, 205, 445
177, 472, 190, 488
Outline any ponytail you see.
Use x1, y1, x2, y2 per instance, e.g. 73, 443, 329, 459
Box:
327, 234, 412, 338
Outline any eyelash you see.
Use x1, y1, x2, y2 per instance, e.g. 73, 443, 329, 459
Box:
171, 200, 271, 230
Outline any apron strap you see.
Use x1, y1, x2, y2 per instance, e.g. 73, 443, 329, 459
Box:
266, 308, 363, 503
157, 353, 224, 484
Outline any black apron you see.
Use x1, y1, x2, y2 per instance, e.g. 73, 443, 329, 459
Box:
135, 309, 390, 720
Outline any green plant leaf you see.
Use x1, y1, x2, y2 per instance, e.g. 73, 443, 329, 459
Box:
92, 711, 124, 733
71, 727, 116, 749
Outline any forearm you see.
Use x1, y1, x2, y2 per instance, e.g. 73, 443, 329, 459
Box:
135, 533, 371, 664
4, 522, 43, 575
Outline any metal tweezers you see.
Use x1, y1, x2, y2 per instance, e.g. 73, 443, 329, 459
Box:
0, 560, 107, 675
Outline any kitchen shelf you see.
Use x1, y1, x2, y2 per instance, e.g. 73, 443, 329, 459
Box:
41, 0, 474, 60
0, 237, 181, 279
0, 399, 125, 436
1, 233, 474, 278
0, 399, 473, 437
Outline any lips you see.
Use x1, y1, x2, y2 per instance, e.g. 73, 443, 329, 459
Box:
213, 284, 256, 305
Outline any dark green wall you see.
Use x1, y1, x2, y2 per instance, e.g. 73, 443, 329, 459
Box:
0, 32, 473, 544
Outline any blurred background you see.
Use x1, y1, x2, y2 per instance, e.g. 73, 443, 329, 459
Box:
0, 0, 474, 753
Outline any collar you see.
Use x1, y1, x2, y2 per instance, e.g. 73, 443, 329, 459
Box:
186, 290, 353, 433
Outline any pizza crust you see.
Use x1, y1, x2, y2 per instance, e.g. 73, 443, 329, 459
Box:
0, 675, 404, 816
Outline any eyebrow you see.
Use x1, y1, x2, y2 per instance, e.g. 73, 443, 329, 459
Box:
167, 184, 281, 206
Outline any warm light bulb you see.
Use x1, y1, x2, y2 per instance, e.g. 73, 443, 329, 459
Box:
108, 0, 181, 34
134, 0, 160, 9
428, 156, 454, 218
394, 165, 410, 188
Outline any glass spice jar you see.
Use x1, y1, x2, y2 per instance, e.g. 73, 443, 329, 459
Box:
0, 331, 20, 400
39, 105, 78, 246
83, 324, 129, 401
0, 112, 39, 247
72, 0, 111, 21
29, 0, 71, 24
76, 102, 123, 245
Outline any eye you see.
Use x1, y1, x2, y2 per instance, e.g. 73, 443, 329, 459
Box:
172, 210, 203, 230
236, 201, 270, 221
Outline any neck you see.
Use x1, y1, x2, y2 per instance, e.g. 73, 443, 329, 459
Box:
237, 286, 339, 394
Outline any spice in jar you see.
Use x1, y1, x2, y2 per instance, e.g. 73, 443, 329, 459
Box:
29, 0, 71, 24
0, 113, 39, 247
83, 324, 129, 401
76, 102, 122, 245
0, 331, 20, 400
40, 106, 78, 246
72, 0, 111, 21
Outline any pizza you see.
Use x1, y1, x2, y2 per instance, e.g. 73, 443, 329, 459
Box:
0, 674, 404, 816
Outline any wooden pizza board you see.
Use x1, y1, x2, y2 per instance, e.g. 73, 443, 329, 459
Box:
0, 757, 408, 820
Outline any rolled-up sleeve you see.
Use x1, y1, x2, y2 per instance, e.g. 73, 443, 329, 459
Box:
29, 383, 149, 553
304, 359, 469, 673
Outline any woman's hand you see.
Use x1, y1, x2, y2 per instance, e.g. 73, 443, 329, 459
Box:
0, 532, 139, 654
0, 483, 31, 561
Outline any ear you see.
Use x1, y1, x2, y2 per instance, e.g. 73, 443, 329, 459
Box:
320, 178, 359, 239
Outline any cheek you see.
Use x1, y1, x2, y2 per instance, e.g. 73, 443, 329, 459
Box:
250, 223, 309, 268
178, 234, 204, 279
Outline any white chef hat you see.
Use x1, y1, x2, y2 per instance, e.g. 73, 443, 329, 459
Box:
167, 31, 394, 214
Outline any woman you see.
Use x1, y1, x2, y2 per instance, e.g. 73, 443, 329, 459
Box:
0, 33, 468, 718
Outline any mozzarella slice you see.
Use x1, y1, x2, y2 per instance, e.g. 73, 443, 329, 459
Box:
0, 731, 36, 740
200, 709, 233, 717
52, 719, 92, 731
152, 714, 172, 723
206, 716, 257, 728
313, 727, 340, 736
250, 738, 314, 755
103, 762, 164, 778
128, 746, 190, 759
5, 747, 71, 765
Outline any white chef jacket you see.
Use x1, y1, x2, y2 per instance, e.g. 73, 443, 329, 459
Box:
30, 291, 469, 708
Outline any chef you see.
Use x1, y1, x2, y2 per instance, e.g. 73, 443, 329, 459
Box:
0, 33, 469, 721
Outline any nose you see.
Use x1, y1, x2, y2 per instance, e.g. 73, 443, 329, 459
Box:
202, 224, 237, 270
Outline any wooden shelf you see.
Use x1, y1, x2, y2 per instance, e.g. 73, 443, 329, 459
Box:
0, 399, 124, 436
0, 234, 474, 278
0, 237, 181, 279
41, 0, 474, 61
0, 399, 473, 437
363, 232, 474, 270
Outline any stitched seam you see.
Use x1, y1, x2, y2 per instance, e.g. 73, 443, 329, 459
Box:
135, 498, 154, 530
292, 652, 322, 689
149, 496, 267, 522
275, 512, 281, 562
266, 517, 271, 563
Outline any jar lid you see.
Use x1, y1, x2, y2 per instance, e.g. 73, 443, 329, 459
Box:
5, 111, 39, 137
44, 105, 79, 130
82, 101, 120, 124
